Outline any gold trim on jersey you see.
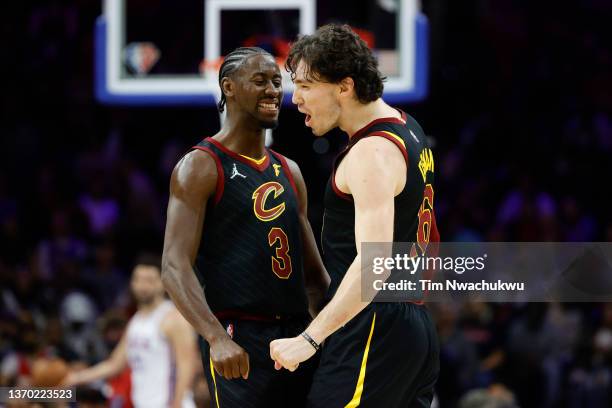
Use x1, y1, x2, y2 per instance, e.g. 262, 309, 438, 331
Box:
239, 154, 267, 165
345, 313, 377, 408
209, 357, 221, 408
380, 131, 406, 149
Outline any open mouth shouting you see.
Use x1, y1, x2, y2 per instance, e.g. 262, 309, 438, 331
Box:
304, 114, 312, 127
298, 108, 312, 127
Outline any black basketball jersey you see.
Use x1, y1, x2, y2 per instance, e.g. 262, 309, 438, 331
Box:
192, 137, 308, 316
321, 110, 440, 297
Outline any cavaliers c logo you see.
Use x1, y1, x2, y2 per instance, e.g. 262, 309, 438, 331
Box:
252, 182, 286, 222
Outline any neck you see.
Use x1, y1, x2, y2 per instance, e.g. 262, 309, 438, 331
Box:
138, 296, 164, 314
214, 109, 267, 158
338, 98, 400, 138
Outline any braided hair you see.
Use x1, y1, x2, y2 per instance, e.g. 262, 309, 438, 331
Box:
217, 47, 271, 113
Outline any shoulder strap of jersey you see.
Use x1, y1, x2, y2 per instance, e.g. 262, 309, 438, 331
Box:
191, 138, 225, 205
350, 109, 407, 141
269, 149, 299, 200
364, 130, 409, 165
346, 109, 410, 166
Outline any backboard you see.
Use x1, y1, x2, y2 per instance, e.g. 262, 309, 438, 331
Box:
95, 0, 429, 106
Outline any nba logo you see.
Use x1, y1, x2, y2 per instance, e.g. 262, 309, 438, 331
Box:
123, 42, 160, 75
226, 323, 234, 338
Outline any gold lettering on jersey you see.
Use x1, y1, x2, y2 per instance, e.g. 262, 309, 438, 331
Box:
418, 149, 434, 182
273, 163, 282, 177
252, 182, 286, 222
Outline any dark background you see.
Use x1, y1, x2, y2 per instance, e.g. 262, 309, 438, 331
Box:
1, 1, 611, 407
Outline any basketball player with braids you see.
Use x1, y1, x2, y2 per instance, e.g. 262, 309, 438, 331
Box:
270, 25, 440, 407
161, 47, 329, 407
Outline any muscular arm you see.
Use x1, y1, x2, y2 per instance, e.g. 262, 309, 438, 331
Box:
162, 151, 225, 343
271, 137, 406, 369
63, 335, 128, 385
162, 150, 249, 379
285, 158, 330, 317
305, 137, 405, 343
162, 309, 197, 408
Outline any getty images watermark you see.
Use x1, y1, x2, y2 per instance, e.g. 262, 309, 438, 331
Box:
361, 242, 612, 302
371, 252, 525, 292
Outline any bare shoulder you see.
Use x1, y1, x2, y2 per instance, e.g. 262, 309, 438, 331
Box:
170, 149, 218, 197
345, 136, 407, 195
351, 136, 404, 164
173, 149, 218, 183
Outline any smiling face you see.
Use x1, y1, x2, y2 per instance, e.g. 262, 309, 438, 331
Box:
291, 60, 342, 136
226, 54, 283, 129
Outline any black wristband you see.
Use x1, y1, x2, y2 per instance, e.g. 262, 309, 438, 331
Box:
301, 331, 320, 351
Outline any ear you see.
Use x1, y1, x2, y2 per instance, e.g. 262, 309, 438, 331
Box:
221, 77, 235, 98
338, 77, 355, 98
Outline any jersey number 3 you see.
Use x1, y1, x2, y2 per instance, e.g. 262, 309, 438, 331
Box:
268, 227, 292, 279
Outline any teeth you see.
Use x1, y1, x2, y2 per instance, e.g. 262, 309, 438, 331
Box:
259, 103, 277, 109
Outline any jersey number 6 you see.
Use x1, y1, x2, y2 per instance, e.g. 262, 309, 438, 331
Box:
411, 183, 434, 257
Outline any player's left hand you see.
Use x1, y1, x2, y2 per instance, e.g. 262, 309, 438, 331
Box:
269, 336, 316, 371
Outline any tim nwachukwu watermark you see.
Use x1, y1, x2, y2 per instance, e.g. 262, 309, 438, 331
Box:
361, 242, 612, 302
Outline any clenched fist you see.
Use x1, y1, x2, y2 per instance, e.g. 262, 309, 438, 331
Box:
210, 336, 250, 379
269, 335, 316, 371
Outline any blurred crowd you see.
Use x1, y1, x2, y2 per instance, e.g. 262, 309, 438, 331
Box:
2, 0, 612, 407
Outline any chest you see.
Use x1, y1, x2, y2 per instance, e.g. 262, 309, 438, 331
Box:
218, 160, 298, 219
126, 319, 167, 354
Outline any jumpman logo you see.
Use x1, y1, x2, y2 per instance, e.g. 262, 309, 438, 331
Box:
230, 163, 247, 179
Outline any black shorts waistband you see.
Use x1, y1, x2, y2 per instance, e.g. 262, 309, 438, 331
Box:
214, 310, 310, 323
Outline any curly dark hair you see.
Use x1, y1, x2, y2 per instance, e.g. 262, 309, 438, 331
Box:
286, 24, 385, 104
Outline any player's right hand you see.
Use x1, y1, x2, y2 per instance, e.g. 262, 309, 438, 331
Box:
209, 337, 250, 380
59, 371, 77, 387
